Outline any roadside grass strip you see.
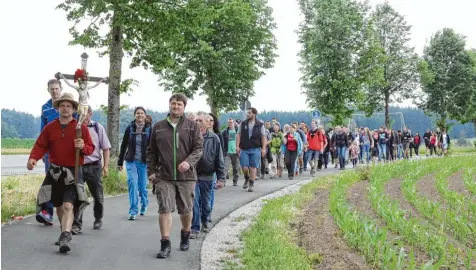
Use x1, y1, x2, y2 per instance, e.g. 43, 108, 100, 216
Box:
369, 159, 473, 268
1, 168, 129, 223
329, 169, 425, 269
239, 177, 335, 270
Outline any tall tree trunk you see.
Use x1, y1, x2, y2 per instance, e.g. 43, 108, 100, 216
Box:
107, 13, 124, 160
384, 92, 390, 128
472, 119, 476, 139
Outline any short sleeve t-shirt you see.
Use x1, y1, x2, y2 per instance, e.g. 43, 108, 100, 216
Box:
228, 129, 237, 154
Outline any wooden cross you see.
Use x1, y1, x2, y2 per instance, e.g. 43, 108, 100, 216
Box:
54, 52, 109, 191
55, 53, 110, 84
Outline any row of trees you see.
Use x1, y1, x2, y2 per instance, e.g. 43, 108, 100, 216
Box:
2, 107, 475, 140
57, 0, 277, 157
298, 0, 476, 133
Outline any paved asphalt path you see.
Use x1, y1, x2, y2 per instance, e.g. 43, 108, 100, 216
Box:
1, 155, 44, 176
1, 167, 341, 270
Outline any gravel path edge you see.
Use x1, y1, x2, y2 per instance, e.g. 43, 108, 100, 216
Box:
200, 179, 313, 270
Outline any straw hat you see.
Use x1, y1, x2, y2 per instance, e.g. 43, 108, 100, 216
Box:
53, 93, 78, 110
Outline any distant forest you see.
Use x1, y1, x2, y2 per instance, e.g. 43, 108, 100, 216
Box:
2, 106, 475, 140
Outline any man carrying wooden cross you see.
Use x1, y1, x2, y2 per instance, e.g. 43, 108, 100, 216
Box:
27, 93, 95, 253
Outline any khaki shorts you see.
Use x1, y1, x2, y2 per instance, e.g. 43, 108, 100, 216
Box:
155, 180, 195, 215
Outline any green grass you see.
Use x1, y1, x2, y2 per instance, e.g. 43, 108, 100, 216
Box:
237, 156, 476, 269
1, 138, 35, 149
1, 167, 129, 223
239, 177, 335, 270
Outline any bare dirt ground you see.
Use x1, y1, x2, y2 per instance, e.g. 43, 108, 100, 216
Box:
294, 188, 371, 270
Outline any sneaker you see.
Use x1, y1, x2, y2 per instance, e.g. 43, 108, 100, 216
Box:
55, 235, 61, 246
128, 215, 136, 220
156, 239, 171, 259
260, 174, 264, 180
180, 230, 191, 251
93, 219, 102, 230
36, 210, 53, 226
71, 225, 81, 235
201, 222, 210, 233
233, 182, 238, 186
248, 181, 254, 192
140, 208, 147, 216
190, 230, 200, 239
58, 231, 72, 253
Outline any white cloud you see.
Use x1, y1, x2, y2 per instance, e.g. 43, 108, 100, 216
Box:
1, 0, 475, 117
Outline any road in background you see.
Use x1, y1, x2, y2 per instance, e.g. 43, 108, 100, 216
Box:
1, 155, 44, 176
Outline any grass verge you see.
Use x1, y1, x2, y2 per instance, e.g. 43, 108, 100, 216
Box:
236, 177, 335, 270
1, 167, 129, 223
1, 148, 32, 155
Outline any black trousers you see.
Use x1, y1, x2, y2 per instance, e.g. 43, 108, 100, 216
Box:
285, 150, 298, 177
74, 164, 104, 228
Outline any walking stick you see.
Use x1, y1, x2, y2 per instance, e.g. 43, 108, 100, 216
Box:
74, 127, 81, 185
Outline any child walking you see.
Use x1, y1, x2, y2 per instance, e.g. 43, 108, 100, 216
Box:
350, 140, 360, 168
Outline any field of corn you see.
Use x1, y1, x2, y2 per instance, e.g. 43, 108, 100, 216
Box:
234, 155, 476, 270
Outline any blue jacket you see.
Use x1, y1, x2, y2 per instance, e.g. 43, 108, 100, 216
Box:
281, 131, 303, 155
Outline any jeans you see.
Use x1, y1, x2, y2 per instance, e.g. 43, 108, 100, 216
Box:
307, 150, 321, 172
363, 144, 371, 163
378, 144, 387, 161
126, 161, 148, 216
336, 146, 347, 169
74, 163, 104, 228
397, 144, 403, 158
192, 179, 213, 231
208, 173, 216, 221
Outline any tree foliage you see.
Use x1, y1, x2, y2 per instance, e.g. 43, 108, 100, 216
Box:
361, 2, 419, 127
417, 28, 475, 130
297, 0, 385, 125
140, 0, 277, 115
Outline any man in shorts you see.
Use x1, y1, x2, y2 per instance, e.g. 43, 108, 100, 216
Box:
147, 93, 204, 259
236, 107, 267, 192
27, 93, 95, 253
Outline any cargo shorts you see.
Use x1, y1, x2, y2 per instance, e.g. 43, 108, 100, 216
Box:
155, 180, 195, 215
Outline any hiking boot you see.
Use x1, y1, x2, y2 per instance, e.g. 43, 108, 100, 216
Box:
156, 239, 171, 259
248, 180, 254, 192
201, 222, 210, 233
128, 215, 136, 220
93, 219, 102, 230
190, 230, 200, 239
180, 230, 191, 251
36, 210, 53, 226
58, 231, 72, 253
55, 235, 61, 246
243, 179, 249, 189
260, 174, 265, 180
233, 181, 238, 186
71, 225, 81, 235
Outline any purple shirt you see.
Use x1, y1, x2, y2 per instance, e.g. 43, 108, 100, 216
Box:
84, 120, 112, 164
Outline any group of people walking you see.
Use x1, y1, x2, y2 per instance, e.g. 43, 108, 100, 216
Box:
27, 78, 451, 257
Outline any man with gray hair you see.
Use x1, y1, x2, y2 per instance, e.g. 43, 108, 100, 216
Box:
71, 106, 111, 234
190, 112, 225, 239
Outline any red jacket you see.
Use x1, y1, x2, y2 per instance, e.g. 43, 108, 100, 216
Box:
29, 119, 95, 167
307, 130, 325, 151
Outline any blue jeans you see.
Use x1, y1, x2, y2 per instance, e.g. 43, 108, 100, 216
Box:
307, 150, 321, 171
208, 173, 216, 221
192, 179, 213, 231
378, 144, 387, 161
336, 146, 347, 169
397, 144, 403, 158
126, 161, 148, 216
363, 144, 371, 163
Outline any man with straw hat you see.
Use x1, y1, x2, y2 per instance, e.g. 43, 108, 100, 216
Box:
27, 92, 95, 253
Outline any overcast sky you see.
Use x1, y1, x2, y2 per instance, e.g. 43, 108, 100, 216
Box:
1, 0, 475, 117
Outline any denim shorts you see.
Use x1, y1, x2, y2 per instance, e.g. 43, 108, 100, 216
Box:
240, 148, 261, 168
